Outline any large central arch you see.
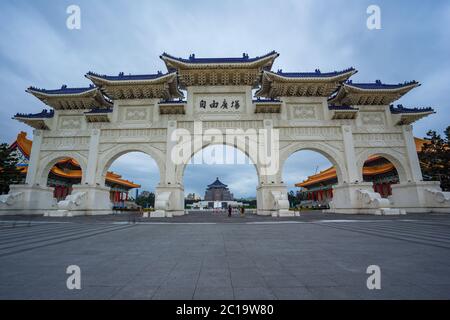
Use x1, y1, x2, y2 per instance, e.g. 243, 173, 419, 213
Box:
176, 140, 262, 186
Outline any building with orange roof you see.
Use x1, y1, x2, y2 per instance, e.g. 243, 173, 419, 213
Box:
295, 137, 429, 207
9, 132, 140, 206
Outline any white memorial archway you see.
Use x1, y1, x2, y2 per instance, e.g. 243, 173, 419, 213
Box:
1, 51, 449, 216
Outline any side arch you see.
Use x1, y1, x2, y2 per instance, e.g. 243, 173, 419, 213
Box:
96, 144, 166, 187
279, 141, 348, 184
356, 148, 410, 183
37, 151, 88, 187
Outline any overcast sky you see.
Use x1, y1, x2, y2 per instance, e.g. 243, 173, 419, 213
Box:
1, 0, 449, 197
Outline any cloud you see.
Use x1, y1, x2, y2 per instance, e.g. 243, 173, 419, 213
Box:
1, 0, 449, 196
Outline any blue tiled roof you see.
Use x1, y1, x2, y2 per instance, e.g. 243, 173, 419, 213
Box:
14, 109, 54, 119
27, 85, 96, 95
346, 80, 419, 90
160, 51, 279, 64
86, 71, 169, 81
252, 98, 281, 103
274, 67, 356, 78
159, 99, 186, 104
390, 105, 434, 114
328, 105, 358, 110
207, 177, 228, 188
84, 108, 113, 114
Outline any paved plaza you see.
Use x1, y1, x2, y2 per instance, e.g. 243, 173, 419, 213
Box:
0, 211, 450, 299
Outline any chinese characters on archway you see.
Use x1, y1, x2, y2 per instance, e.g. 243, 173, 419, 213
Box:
199, 98, 241, 111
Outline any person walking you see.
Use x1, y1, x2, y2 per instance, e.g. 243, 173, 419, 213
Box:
240, 206, 245, 217
228, 205, 232, 217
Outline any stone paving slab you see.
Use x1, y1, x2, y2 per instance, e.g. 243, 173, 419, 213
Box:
0, 212, 450, 299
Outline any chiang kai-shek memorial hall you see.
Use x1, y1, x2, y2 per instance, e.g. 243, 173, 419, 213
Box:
1, 51, 449, 217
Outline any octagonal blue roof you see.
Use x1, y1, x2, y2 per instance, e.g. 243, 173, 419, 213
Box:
207, 177, 228, 188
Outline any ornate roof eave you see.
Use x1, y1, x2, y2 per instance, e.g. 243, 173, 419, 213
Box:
255, 68, 357, 98
264, 68, 357, 82
389, 105, 435, 125
85, 72, 183, 100
253, 98, 282, 114
13, 109, 54, 130
13, 117, 52, 130
26, 86, 112, 110
328, 105, 359, 120
159, 51, 279, 71
329, 81, 420, 105
392, 111, 434, 125
158, 100, 186, 115
84, 108, 112, 123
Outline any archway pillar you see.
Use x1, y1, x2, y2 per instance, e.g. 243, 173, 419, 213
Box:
401, 125, 423, 182
256, 183, 293, 217
43, 184, 113, 216
85, 129, 101, 186
328, 182, 404, 215
148, 120, 185, 217
0, 130, 58, 215
342, 125, 359, 183
151, 184, 185, 217
390, 181, 450, 213
25, 129, 44, 186
0, 184, 56, 215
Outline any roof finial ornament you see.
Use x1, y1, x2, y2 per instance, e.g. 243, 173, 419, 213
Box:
375, 79, 382, 84
61, 84, 67, 89
242, 53, 249, 59
315, 68, 321, 74
119, 72, 124, 77
189, 53, 195, 60
277, 69, 282, 73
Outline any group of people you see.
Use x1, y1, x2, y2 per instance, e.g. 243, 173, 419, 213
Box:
227, 205, 245, 217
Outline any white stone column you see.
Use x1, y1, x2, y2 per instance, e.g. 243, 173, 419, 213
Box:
85, 129, 100, 185
255, 119, 292, 217
402, 125, 422, 182
327, 126, 383, 214
164, 120, 178, 185
58, 128, 113, 216
25, 129, 44, 185
341, 125, 358, 183
1, 130, 57, 214
151, 120, 185, 217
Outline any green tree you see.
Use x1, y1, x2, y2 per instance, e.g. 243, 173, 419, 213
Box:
135, 191, 155, 208
0, 143, 22, 194
418, 126, 450, 191
288, 190, 301, 208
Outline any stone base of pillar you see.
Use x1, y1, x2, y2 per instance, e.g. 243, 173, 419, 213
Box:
256, 183, 294, 217
150, 185, 185, 218
45, 185, 113, 216
328, 182, 406, 215
390, 181, 450, 213
0, 184, 56, 215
